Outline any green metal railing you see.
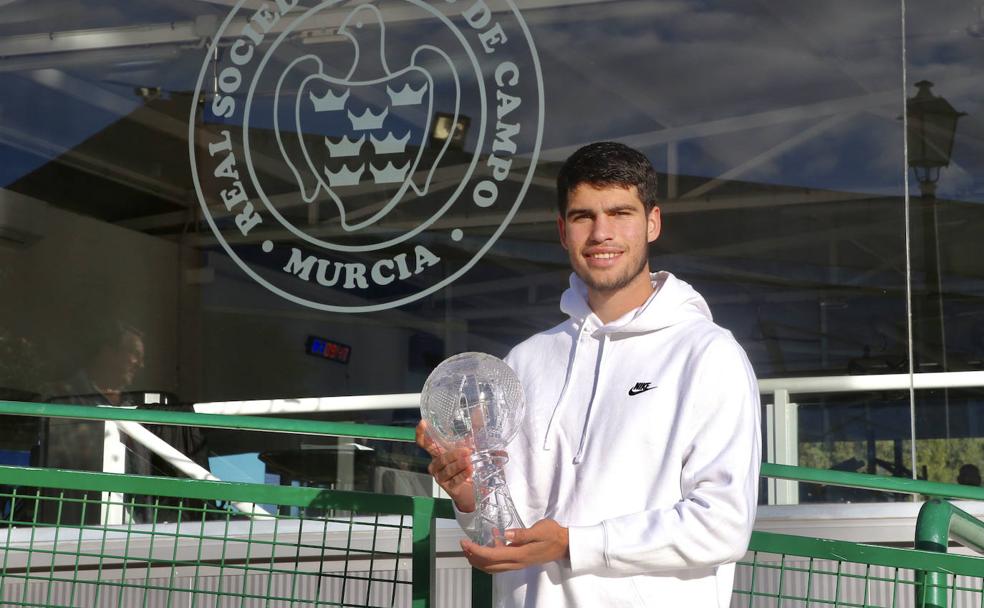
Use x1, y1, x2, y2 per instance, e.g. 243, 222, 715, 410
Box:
0, 401, 465, 608
762, 462, 984, 502
0, 464, 466, 608
0, 465, 456, 608
1, 400, 984, 607
914, 500, 984, 608
0, 401, 416, 442
738, 464, 984, 607
737, 531, 983, 607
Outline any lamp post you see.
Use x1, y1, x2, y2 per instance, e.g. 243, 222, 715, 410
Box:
907, 81, 965, 199
905, 81, 964, 376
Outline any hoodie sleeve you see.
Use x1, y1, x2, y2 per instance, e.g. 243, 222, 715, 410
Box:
567, 337, 761, 575
453, 501, 480, 539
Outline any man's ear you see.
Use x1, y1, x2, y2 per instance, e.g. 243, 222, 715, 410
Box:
557, 215, 568, 250
647, 206, 661, 243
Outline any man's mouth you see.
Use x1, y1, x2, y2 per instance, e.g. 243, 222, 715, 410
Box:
583, 250, 624, 266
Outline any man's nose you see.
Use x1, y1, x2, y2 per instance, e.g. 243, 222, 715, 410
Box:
589, 216, 613, 242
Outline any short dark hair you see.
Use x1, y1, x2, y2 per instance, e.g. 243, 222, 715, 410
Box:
85, 320, 143, 360
555, 142, 659, 215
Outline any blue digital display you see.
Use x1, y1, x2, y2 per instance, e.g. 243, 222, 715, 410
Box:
305, 336, 351, 364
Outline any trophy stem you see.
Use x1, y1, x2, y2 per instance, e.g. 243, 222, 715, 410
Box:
470, 449, 525, 546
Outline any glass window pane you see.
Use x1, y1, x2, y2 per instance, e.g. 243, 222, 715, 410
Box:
797, 391, 917, 503
905, 1, 984, 485
0, 1, 936, 509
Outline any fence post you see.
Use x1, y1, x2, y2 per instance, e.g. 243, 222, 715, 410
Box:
472, 569, 493, 608
411, 496, 436, 608
101, 421, 126, 525
766, 389, 799, 505
914, 499, 951, 608
776, 390, 799, 504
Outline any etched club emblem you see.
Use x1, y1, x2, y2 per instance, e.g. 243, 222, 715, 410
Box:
189, 0, 543, 313
276, 4, 459, 231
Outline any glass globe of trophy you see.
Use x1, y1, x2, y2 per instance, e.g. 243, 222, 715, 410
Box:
420, 352, 526, 546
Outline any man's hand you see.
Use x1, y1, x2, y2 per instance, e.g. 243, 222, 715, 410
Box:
416, 421, 476, 513
460, 519, 569, 573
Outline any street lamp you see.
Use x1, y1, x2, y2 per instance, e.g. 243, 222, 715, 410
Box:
906, 80, 965, 198
903, 81, 966, 478
905, 80, 965, 386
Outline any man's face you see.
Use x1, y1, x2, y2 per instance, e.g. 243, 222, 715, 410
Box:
116, 331, 145, 387
558, 184, 661, 294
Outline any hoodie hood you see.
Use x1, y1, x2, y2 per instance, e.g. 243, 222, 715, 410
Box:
559, 271, 712, 334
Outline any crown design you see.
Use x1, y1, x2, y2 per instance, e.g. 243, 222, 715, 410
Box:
386, 82, 428, 107
348, 107, 388, 131
309, 88, 349, 112
370, 160, 410, 185
324, 163, 364, 187
325, 134, 365, 158
370, 131, 411, 155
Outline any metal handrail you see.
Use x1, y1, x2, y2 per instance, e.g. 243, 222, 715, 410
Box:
0, 400, 416, 523
3, 464, 980, 608
189, 370, 984, 416
739, 530, 984, 608
914, 500, 984, 608
0, 464, 456, 608
762, 463, 984, 502
758, 370, 984, 394
0, 400, 416, 441
184, 374, 984, 505
4, 400, 984, 502
747, 530, 984, 578
5, 401, 984, 608
916, 499, 984, 554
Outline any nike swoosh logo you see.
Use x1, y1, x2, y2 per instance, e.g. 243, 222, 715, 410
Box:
628, 382, 657, 396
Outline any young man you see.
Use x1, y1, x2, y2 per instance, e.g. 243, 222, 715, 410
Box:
417, 142, 761, 607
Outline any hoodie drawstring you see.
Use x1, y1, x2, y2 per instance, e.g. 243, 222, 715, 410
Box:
573, 333, 607, 464
540, 272, 712, 464
542, 321, 589, 451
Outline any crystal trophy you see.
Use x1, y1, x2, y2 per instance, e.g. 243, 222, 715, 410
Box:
420, 352, 526, 546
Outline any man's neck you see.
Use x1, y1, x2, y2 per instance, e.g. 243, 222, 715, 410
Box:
87, 367, 123, 405
587, 271, 655, 324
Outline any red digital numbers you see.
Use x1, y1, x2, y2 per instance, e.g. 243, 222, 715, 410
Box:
306, 337, 351, 364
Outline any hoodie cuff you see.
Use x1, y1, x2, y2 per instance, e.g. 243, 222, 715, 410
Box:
453, 502, 479, 534
568, 522, 608, 574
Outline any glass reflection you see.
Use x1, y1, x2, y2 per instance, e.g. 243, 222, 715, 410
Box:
797, 392, 914, 503
905, 1, 984, 484
3, 0, 979, 506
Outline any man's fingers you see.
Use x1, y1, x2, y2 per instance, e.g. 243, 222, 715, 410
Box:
472, 560, 524, 574
419, 425, 474, 500
415, 421, 443, 457
428, 451, 473, 492
432, 454, 460, 481
504, 528, 532, 546
460, 540, 529, 573
461, 540, 528, 561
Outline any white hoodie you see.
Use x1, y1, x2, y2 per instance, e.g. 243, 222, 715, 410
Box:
457, 272, 761, 607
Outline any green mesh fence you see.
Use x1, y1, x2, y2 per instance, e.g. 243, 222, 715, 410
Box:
734, 531, 984, 608
0, 465, 453, 608
1, 402, 983, 608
